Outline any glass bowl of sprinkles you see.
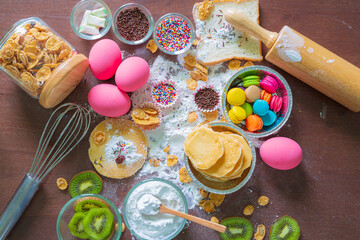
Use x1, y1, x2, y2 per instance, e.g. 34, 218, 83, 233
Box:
153, 13, 195, 55
112, 3, 154, 45
151, 81, 178, 108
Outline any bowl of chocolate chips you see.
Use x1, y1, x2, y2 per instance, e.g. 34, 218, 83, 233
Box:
112, 3, 154, 45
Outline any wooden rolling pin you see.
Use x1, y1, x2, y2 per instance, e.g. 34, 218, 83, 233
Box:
225, 9, 360, 112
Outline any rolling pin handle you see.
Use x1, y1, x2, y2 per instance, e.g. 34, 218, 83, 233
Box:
225, 8, 279, 48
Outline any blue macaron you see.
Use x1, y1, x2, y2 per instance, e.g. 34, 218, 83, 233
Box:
261, 110, 277, 126
253, 100, 269, 116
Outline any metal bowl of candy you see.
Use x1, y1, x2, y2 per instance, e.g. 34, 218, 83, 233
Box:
222, 66, 293, 138
70, 0, 112, 40
153, 13, 194, 55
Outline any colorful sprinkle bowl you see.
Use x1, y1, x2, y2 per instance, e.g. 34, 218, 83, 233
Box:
184, 122, 256, 195
153, 13, 195, 55
222, 65, 293, 138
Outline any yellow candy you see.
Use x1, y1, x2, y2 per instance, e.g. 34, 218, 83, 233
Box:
228, 106, 246, 124
226, 88, 245, 106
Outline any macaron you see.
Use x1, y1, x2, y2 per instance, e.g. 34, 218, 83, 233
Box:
241, 102, 253, 117
270, 95, 283, 113
260, 90, 272, 104
242, 75, 260, 88
253, 99, 269, 116
245, 85, 261, 103
260, 75, 278, 94
261, 110, 277, 126
227, 88, 246, 106
228, 106, 247, 124
246, 114, 263, 132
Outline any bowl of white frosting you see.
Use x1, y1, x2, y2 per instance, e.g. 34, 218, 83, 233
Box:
123, 178, 188, 240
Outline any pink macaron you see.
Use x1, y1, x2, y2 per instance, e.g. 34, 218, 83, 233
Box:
260, 76, 278, 94
270, 95, 283, 113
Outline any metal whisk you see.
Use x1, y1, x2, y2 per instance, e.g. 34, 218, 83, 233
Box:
0, 103, 91, 240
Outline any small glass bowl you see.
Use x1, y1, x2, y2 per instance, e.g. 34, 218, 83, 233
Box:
184, 122, 256, 195
112, 3, 154, 45
222, 65, 293, 138
123, 178, 188, 240
70, 0, 112, 40
153, 13, 195, 55
56, 194, 122, 240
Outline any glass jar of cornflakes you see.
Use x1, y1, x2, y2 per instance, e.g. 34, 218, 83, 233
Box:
0, 17, 89, 108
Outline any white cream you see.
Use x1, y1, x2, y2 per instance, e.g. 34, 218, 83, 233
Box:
125, 181, 186, 240
137, 194, 161, 215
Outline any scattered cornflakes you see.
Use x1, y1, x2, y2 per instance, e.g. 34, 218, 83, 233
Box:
190, 70, 207, 81
163, 145, 170, 153
243, 204, 254, 216
195, 63, 208, 75
184, 63, 194, 71
149, 157, 160, 167
46, 36, 61, 51
146, 39, 158, 53
209, 193, 225, 206
258, 196, 269, 206
193, 39, 199, 46
131, 107, 161, 127
184, 54, 196, 67
131, 109, 149, 120
203, 110, 218, 122
56, 177, 68, 190
220, 115, 226, 122
122, 222, 126, 233
166, 154, 178, 166
199, 188, 209, 199
198, 0, 214, 21
143, 108, 158, 115
186, 78, 198, 90
243, 61, 254, 67
187, 111, 198, 123
36, 66, 51, 82
211, 216, 219, 224
201, 200, 215, 213
228, 59, 241, 70
254, 224, 266, 240
179, 167, 192, 183
93, 131, 106, 145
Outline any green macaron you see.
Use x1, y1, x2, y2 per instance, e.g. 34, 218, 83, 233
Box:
242, 75, 260, 88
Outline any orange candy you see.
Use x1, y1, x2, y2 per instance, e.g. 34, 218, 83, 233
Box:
246, 115, 263, 131
260, 90, 272, 104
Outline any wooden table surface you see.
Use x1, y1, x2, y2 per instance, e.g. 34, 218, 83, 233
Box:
0, 0, 359, 239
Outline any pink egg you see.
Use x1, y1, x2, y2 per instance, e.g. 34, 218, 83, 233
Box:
115, 56, 149, 92
260, 137, 302, 170
89, 39, 122, 80
88, 84, 131, 117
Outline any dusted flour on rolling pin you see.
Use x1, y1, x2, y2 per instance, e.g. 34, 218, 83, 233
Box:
225, 9, 360, 112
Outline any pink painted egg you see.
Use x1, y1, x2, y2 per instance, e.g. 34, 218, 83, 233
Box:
115, 56, 149, 92
260, 137, 302, 170
89, 39, 122, 80
88, 84, 131, 117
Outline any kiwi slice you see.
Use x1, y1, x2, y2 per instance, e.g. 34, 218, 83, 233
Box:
219, 217, 253, 240
83, 208, 114, 240
270, 215, 300, 240
74, 197, 110, 212
69, 171, 103, 198
68, 212, 89, 239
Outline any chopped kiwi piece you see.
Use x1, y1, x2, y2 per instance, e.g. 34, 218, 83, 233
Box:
219, 217, 253, 240
74, 197, 110, 212
69, 171, 103, 198
68, 212, 89, 239
83, 208, 114, 240
270, 215, 300, 240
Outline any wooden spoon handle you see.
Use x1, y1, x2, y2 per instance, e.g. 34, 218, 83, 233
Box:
160, 205, 226, 233
224, 8, 279, 48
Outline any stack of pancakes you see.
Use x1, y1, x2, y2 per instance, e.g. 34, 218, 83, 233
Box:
184, 125, 252, 181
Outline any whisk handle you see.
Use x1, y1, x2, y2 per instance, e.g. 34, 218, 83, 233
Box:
0, 174, 40, 240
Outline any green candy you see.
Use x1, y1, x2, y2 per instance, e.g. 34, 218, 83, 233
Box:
242, 75, 260, 88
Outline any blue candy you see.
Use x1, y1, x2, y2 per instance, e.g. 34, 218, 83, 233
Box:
253, 100, 269, 116
261, 110, 277, 126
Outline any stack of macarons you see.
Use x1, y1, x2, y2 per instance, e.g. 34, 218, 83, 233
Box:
226, 74, 283, 132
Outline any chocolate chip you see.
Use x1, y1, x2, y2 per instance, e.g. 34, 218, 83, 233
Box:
116, 7, 149, 41
115, 155, 126, 164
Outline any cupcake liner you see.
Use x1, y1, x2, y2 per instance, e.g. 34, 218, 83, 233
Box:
137, 102, 163, 131
150, 80, 179, 109
194, 85, 220, 112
